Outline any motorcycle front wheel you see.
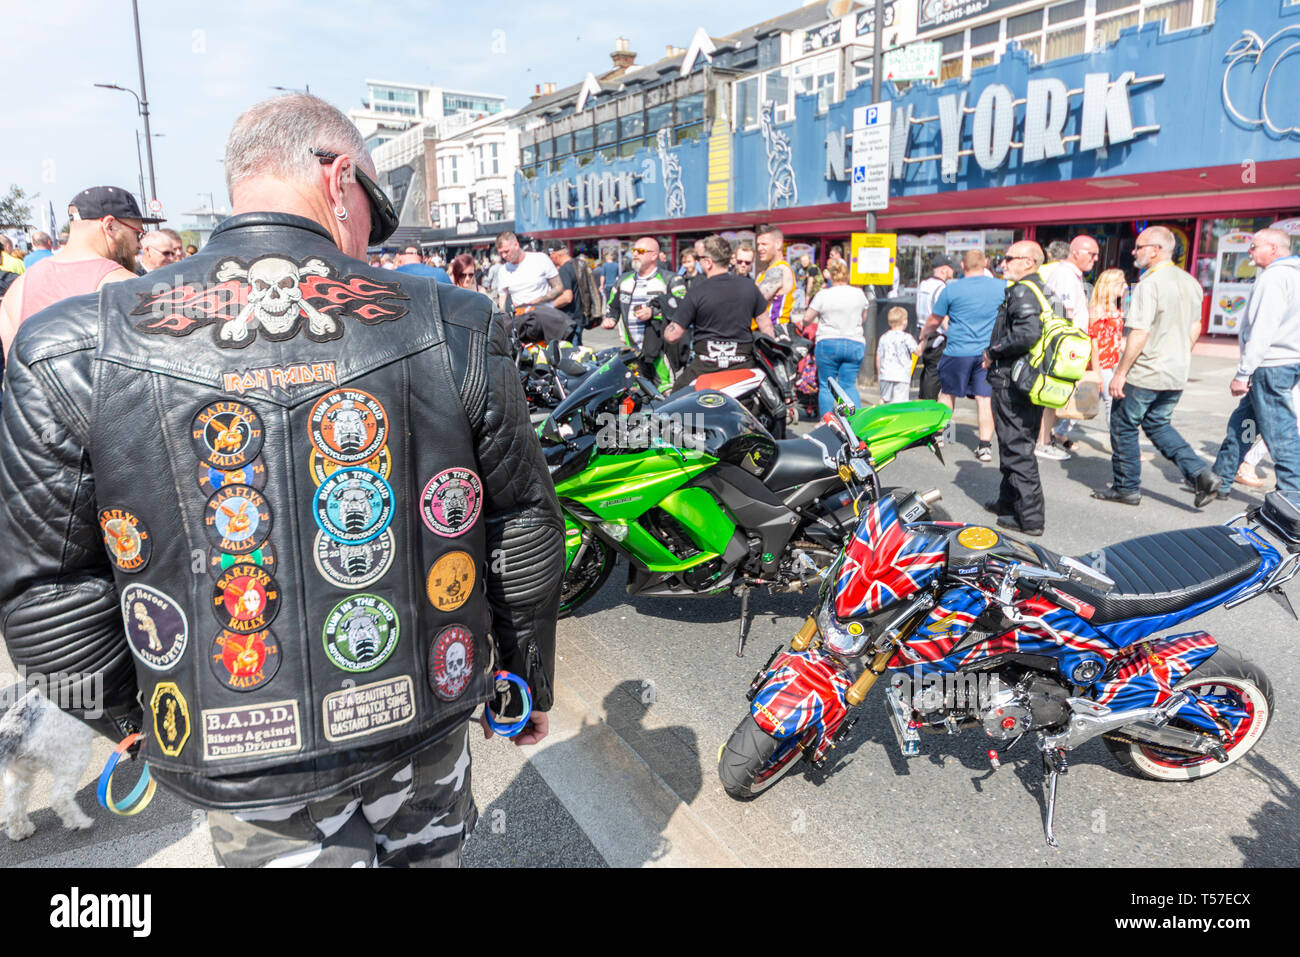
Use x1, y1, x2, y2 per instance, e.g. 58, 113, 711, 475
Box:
1104, 645, 1274, 782
558, 538, 616, 618
718, 714, 815, 799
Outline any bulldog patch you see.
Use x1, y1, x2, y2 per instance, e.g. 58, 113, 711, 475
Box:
313, 529, 395, 590
313, 467, 394, 545
309, 389, 388, 465
420, 468, 482, 538
322, 594, 400, 673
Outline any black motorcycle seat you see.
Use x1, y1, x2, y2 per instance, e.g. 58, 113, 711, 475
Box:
1039, 525, 1262, 625
763, 426, 841, 492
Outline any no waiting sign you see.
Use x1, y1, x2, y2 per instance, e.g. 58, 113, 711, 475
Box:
850, 101, 891, 212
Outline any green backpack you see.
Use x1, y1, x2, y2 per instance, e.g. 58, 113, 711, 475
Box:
1010, 279, 1093, 409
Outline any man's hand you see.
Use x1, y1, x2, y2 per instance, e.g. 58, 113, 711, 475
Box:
601, 317, 616, 330
981, 351, 992, 371
634, 304, 652, 321
1109, 369, 1127, 400
1230, 376, 1250, 397
479, 708, 549, 745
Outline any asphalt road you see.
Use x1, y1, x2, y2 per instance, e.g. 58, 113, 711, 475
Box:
3, 332, 1297, 868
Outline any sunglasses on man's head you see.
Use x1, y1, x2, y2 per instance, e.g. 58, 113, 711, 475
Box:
311, 148, 399, 246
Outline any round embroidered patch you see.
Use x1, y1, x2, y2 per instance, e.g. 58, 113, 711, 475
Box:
322, 595, 400, 673
420, 468, 482, 538
314, 467, 394, 545
191, 400, 265, 469
212, 564, 281, 634
197, 456, 268, 496
428, 624, 476, 701
426, 551, 476, 612
204, 485, 273, 554
310, 445, 391, 486
209, 542, 278, 579
313, 529, 395, 590
99, 508, 152, 574
121, 583, 187, 671
308, 389, 388, 464
210, 629, 281, 692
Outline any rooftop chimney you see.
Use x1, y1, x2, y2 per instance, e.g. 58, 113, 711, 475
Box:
610, 36, 636, 72
666, 44, 686, 57
543, 82, 556, 95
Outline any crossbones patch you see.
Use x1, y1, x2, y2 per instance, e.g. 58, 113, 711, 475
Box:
429, 624, 476, 701
130, 255, 409, 348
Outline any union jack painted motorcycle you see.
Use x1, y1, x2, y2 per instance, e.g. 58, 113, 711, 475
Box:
719, 479, 1299, 846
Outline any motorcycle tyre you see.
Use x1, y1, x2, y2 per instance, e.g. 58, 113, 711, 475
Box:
558, 539, 616, 619
1103, 644, 1274, 782
718, 714, 813, 800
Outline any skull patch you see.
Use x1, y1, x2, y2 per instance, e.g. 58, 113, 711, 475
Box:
429, 625, 476, 701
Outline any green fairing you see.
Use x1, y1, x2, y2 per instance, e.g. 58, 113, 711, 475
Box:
556, 446, 725, 573
848, 400, 950, 467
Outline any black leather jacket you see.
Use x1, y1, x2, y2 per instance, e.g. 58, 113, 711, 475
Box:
985, 273, 1048, 388
0, 213, 564, 809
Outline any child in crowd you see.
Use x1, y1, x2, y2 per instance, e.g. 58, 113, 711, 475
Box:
877, 307, 918, 404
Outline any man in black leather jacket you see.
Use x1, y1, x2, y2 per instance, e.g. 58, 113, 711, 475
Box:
982, 241, 1048, 536
0, 95, 564, 867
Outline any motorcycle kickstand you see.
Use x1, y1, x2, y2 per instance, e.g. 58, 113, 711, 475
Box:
1041, 748, 1068, 849
736, 585, 751, 658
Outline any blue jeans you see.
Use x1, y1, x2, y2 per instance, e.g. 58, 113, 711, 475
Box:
1212, 363, 1300, 493
1110, 385, 1206, 493
816, 338, 865, 416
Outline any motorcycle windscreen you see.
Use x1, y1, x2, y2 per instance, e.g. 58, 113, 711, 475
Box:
548, 352, 639, 428
834, 495, 947, 619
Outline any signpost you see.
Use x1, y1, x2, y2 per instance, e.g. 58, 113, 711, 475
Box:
850, 232, 897, 286
850, 101, 891, 212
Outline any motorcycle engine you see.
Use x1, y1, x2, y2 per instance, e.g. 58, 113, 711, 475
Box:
978, 673, 1071, 741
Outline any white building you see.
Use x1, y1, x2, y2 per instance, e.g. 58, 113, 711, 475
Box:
349, 80, 506, 153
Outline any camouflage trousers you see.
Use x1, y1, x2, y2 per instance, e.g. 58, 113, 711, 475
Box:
208, 725, 476, 868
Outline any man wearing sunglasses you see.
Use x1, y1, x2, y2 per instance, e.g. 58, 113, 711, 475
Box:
0, 185, 150, 357
138, 228, 185, 273
0, 94, 564, 868
601, 235, 687, 390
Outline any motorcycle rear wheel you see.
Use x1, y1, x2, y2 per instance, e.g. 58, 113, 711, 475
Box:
718, 714, 814, 799
558, 539, 615, 618
1104, 645, 1274, 782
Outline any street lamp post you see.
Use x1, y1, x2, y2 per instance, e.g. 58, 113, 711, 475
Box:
131, 0, 158, 202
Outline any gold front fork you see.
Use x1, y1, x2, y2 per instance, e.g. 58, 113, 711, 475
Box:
789, 617, 817, 652
846, 649, 894, 707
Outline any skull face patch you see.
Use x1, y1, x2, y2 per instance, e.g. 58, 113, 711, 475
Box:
121, 583, 188, 671
314, 467, 394, 545
191, 400, 264, 470
204, 485, 273, 554
322, 595, 400, 673
99, 508, 152, 574
314, 529, 395, 590
426, 551, 476, 612
210, 629, 281, 692
309, 389, 388, 465
212, 564, 281, 634
429, 624, 476, 701
420, 468, 482, 538
310, 446, 391, 486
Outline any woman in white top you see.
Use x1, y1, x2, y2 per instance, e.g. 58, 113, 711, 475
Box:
803, 260, 869, 416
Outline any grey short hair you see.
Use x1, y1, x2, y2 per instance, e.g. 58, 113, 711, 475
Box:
1046, 240, 1070, 262
141, 230, 171, 250
1255, 228, 1291, 252
224, 94, 368, 196
1146, 225, 1176, 255
161, 228, 183, 244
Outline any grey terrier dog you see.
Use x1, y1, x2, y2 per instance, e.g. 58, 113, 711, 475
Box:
1, 685, 95, 840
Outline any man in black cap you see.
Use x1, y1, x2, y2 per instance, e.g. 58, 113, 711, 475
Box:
1, 186, 160, 357
912, 253, 953, 401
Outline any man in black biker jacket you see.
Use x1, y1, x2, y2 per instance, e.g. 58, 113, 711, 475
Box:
982, 241, 1048, 536
0, 95, 564, 867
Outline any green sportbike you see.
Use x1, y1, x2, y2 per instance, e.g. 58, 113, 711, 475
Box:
540, 354, 951, 653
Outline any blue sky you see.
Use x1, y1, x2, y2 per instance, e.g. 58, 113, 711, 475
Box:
3, 0, 802, 233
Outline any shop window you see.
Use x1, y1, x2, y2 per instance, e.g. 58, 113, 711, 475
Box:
1145, 0, 1197, 32
1044, 24, 1086, 60
793, 53, 838, 112
851, 59, 872, 90
1008, 10, 1044, 36
675, 122, 704, 142
940, 56, 964, 81
554, 133, 572, 157
521, 145, 535, 166
1048, 0, 1086, 21
970, 50, 997, 73
1095, 0, 1137, 13
577, 151, 596, 167
621, 114, 645, 139
736, 76, 759, 130
598, 146, 617, 163
537, 139, 553, 161
677, 94, 705, 127
940, 33, 964, 55
596, 120, 618, 147
618, 139, 642, 157
1095, 11, 1140, 48
574, 126, 594, 152
763, 67, 791, 123
646, 102, 674, 132
970, 23, 1000, 46
1012, 35, 1043, 61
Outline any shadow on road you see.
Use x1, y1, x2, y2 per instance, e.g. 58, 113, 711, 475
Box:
1231, 752, 1300, 866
